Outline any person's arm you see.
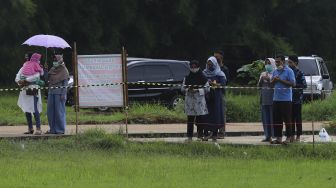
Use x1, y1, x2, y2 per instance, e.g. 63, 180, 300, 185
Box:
15, 68, 23, 83
61, 79, 68, 101
181, 78, 188, 94
298, 72, 307, 89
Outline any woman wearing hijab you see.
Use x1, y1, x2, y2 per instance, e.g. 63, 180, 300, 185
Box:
182, 60, 210, 141
203, 56, 227, 141
258, 58, 276, 142
15, 53, 44, 135
46, 54, 69, 134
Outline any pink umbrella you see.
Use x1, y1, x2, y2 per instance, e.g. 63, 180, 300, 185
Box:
22, 34, 71, 49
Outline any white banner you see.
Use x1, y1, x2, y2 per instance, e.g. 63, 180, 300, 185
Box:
77, 54, 124, 107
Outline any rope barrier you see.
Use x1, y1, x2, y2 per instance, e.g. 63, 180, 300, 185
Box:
1, 81, 331, 92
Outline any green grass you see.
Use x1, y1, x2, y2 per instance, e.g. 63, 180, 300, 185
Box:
0, 130, 336, 187
1, 91, 335, 126
0, 92, 186, 126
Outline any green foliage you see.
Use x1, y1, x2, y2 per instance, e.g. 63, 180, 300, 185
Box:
2, 0, 336, 85
237, 60, 265, 85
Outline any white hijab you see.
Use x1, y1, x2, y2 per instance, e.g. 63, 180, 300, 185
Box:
203, 56, 226, 78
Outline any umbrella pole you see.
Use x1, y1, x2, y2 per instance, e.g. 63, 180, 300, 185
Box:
44, 48, 48, 69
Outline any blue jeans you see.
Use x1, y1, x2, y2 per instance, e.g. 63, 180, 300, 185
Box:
47, 94, 66, 134
261, 105, 273, 138
25, 96, 41, 130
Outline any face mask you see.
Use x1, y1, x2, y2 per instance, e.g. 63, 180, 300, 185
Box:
190, 68, 200, 73
208, 67, 215, 71
265, 64, 273, 73
277, 65, 284, 70
53, 61, 60, 67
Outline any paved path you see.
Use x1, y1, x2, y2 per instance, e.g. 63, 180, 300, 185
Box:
1, 122, 334, 144
0, 122, 326, 136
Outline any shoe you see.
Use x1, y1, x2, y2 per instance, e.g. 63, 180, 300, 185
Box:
44, 130, 55, 134
202, 135, 211, 141
296, 136, 301, 142
212, 138, 217, 142
184, 138, 192, 143
261, 138, 271, 142
217, 134, 225, 139
24, 129, 34, 134
196, 137, 203, 141
34, 129, 42, 135
271, 140, 282, 144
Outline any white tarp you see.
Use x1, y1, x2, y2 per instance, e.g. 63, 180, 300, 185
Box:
77, 54, 124, 107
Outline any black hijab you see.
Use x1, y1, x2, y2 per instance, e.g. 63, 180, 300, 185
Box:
185, 60, 208, 87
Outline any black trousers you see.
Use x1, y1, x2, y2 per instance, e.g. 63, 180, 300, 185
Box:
187, 115, 205, 138
292, 103, 303, 136
273, 101, 292, 138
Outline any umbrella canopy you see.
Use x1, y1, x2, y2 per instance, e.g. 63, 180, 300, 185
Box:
22, 34, 71, 49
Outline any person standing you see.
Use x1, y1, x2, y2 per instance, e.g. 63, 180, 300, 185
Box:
258, 58, 276, 142
213, 50, 228, 139
203, 56, 227, 141
15, 53, 43, 135
46, 54, 69, 134
271, 55, 296, 144
288, 55, 307, 142
182, 60, 210, 141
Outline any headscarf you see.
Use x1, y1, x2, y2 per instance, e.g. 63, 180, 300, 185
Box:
266, 58, 276, 71
203, 56, 226, 78
258, 58, 276, 83
22, 53, 42, 75
185, 61, 207, 87
48, 55, 69, 85
30, 53, 42, 63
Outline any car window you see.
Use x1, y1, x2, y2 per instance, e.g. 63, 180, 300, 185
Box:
298, 59, 319, 76
320, 61, 329, 75
169, 63, 189, 81
144, 65, 172, 82
128, 66, 144, 82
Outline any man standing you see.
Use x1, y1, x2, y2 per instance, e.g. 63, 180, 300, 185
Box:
271, 55, 296, 144
288, 55, 307, 142
213, 50, 228, 139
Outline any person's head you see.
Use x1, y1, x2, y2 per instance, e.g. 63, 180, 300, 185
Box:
288, 55, 299, 69
275, 55, 285, 70
206, 56, 219, 72
264, 58, 276, 73
53, 54, 63, 67
189, 60, 200, 73
213, 50, 224, 67
24, 52, 33, 62
30, 53, 42, 64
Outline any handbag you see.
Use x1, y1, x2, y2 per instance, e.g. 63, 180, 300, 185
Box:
26, 88, 38, 96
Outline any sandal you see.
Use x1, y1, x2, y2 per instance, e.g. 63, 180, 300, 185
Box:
44, 130, 55, 134
34, 130, 42, 135
24, 129, 34, 134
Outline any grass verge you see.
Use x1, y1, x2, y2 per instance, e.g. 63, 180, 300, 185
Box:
0, 129, 336, 187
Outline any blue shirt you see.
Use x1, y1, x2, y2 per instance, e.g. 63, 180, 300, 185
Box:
272, 66, 296, 101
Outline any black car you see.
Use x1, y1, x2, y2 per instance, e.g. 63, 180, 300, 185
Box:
127, 59, 190, 108
66, 58, 190, 110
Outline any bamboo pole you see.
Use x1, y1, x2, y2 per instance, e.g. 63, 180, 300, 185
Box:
72, 42, 79, 134
121, 47, 129, 138
310, 75, 315, 151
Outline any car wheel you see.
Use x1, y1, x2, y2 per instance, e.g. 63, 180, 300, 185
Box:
321, 90, 326, 100
169, 95, 184, 110
96, 106, 110, 112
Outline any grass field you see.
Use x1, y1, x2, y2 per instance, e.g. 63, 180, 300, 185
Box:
0, 130, 336, 187
0, 90, 335, 126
